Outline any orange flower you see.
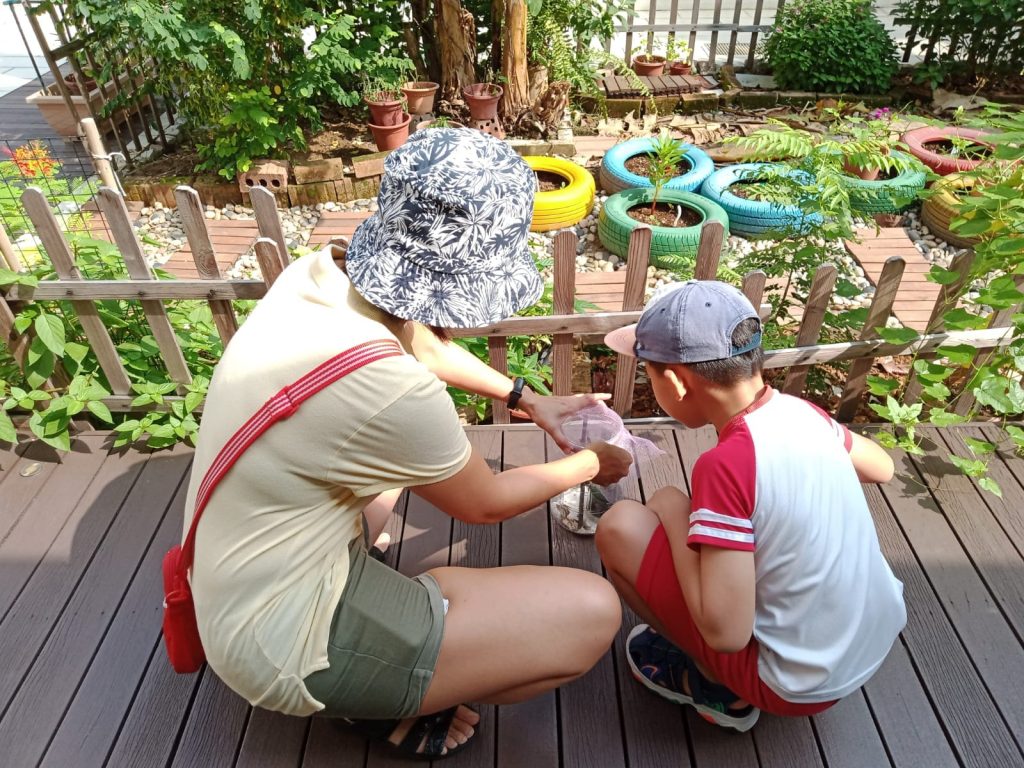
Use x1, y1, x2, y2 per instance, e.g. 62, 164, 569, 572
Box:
5, 141, 60, 178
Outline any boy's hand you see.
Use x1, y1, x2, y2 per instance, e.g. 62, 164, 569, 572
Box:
587, 441, 632, 485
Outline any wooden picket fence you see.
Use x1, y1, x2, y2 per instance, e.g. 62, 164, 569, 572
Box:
0, 184, 1017, 426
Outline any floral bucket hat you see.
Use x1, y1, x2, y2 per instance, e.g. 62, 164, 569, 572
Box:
344, 128, 543, 329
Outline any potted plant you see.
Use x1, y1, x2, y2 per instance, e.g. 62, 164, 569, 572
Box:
363, 77, 405, 127
666, 39, 693, 75
463, 80, 503, 122
64, 72, 97, 96
402, 81, 440, 116
631, 45, 666, 76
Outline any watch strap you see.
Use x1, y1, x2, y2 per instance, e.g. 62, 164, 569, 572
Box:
507, 376, 526, 409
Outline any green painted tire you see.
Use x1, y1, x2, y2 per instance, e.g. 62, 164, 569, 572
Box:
598, 188, 729, 270
839, 151, 927, 215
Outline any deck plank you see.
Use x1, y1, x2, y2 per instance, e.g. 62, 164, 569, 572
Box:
496, 429, 559, 768
872, 466, 1023, 767
0, 440, 62, 544
169, 673, 252, 768
812, 692, 892, 768
0, 448, 189, 766
546, 435, 628, 768
39, 454, 192, 767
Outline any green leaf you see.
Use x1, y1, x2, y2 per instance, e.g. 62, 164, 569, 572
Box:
131, 394, 153, 407
943, 308, 988, 331
34, 312, 66, 357
978, 476, 1003, 498
875, 430, 898, 448
25, 338, 54, 390
929, 410, 965, 427
1005, 424, 1024, 447
922, 382, 951, 400
0, 411, 16, 444
936, 344, 977, 366
184, 391, 204, 414
877, 327, 920, 345
965, 437, 996, 455
927, 265, 962, 285
867, 375, 900, 396
65, 399, 85, 416
950, 454, 986, 477
64, 342, 89, 363
869, 402, 892, 420
87, 400, 113, 424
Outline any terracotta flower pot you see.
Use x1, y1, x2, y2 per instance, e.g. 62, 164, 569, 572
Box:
368, 113, 412, 151
632, 56, 666, 76
64, 73, 97, 96
402, 81, 440, 116
463, 83, 503, 121
843, 159, 880, 181
364, 94, 404, 127
669, 61, 692, 75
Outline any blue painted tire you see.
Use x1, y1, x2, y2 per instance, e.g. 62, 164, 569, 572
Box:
700, 163, 821, 237
600, 138, 715, 195
597, 188, 730, 271
839, 151, 927, 215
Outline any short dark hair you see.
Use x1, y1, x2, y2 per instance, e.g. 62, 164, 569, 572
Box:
652, 318, 763, 386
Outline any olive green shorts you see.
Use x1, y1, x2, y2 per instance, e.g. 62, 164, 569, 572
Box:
303, 541, 446, 719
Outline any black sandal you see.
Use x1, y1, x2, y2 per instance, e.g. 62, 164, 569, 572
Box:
341, 706, 475, 760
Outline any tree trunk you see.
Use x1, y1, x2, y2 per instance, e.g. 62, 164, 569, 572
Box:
436, 0, 477, 102
412, 0, 442, 84
528, 64, 549, 106
500, 0, 529, 119
491, 0, 505, 77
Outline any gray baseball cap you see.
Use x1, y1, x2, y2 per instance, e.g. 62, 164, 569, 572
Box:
604, 280, 762, 363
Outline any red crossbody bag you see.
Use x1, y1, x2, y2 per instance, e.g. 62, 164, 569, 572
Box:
161, 339, 403, 673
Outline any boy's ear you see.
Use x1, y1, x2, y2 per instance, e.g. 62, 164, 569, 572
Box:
661, 364, 689, 401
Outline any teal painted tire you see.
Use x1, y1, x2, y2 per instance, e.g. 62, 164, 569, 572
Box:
598, 188, 729, 270
839, 151, 926, 215
600, 138, 715, 195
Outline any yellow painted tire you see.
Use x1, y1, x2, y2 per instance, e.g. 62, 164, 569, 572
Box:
525, 155, 596, 232
921, 174, 979, 249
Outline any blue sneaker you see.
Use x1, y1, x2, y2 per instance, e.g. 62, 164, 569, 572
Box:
626, 624, 760, 732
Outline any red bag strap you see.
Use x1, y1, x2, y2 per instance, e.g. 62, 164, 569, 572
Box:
177, 339, 403, 579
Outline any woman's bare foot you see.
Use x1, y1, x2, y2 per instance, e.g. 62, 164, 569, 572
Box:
387, 705, 480, 755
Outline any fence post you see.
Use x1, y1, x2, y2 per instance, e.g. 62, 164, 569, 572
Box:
250, 187, 291, 267
742, 270, 766, 310
551, 231, 577, 397
96, 187, 192, 391
612, 226, 652, 417
80, 118, 119, 192
836, 256, 906, 422
781, 263, 838, 396
254, 237, 290, 289
693, 220, 724, 281
21, 187, 132, 394
0, 224, 22, 273
903, 250, 973, 404
175, 186, 239, 347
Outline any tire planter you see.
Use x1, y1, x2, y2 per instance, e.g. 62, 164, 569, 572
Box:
920, 174, 979, 249
699, 163, 820, 237
839, 151, 927, 216
599, 137, 714, 195
598, 188, 729, 270
902, 126, 993, 175
524, 155, 596, 232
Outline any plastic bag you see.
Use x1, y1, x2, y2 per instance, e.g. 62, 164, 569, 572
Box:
551, 404, 665, 535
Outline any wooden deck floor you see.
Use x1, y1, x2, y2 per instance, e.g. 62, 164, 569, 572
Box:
0, 422, 1022, 768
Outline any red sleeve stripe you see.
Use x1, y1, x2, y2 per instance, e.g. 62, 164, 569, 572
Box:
687, 534, 756, 552
688, 524, 755, 547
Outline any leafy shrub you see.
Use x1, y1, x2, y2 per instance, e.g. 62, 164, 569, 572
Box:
764, 0, 899, 94
895, 0, 1024, 83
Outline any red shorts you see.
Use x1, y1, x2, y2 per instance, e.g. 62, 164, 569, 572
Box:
637, 525, 836, 717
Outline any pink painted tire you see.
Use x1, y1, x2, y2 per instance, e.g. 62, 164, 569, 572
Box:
901, 126, 993, 175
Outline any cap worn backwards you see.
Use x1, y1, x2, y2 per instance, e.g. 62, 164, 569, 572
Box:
604, 280, 762, 364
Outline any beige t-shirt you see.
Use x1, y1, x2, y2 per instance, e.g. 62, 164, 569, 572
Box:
182, 248, 472, 716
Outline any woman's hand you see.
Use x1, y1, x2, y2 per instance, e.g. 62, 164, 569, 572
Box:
587, 441, 633, 486
515, 389, 614, 453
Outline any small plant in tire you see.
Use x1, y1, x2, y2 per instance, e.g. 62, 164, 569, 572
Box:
647, 132, 685, 214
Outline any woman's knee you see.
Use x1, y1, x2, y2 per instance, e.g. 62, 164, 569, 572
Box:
564, 573, 621, 660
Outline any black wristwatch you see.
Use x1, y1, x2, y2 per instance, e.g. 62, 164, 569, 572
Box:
507, 376, 526, 409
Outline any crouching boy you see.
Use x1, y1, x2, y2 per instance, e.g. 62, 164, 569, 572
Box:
596, 280, 906, 732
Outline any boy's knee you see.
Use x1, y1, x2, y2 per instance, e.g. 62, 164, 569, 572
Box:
648, 485, 690, 513
595, 500, 643, 554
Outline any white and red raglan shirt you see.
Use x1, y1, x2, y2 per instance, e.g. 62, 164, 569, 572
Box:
688, 386, 906, 703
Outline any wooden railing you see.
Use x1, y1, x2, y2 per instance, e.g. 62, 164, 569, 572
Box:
0, 184, 1016, 424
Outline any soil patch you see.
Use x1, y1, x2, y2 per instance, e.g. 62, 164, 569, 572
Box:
624, 153, 690, 179
536, 170, 570, 192
123, 150, 202, 180
627, 201, 703, 227
922, 139, 991, 160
